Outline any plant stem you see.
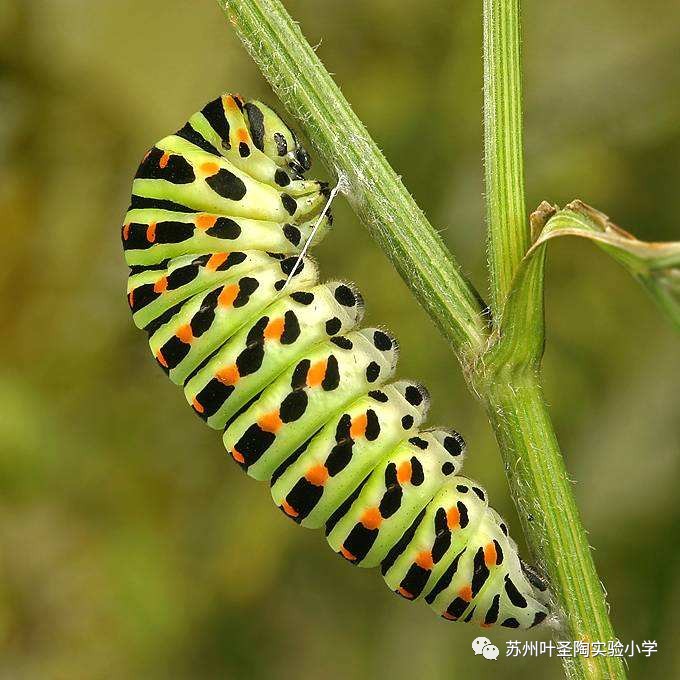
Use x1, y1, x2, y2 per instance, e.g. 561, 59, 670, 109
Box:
483, 0, 530, 317
483, 373, 626, 679
220, 1, 625, 677
482, 4, 626, 679
218, 0, 488, 368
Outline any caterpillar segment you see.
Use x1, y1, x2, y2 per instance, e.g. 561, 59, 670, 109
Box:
123, 92, 549, 630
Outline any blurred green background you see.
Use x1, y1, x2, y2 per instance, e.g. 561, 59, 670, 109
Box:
1, 1, 678, 678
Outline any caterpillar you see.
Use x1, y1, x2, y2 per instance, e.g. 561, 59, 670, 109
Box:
122, 93, 550, 629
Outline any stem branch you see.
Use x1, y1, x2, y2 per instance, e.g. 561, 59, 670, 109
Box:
483, 0, 530, 316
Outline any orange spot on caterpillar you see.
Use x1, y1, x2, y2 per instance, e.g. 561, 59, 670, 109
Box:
218, 283, 239, 308
480, 623, 492, 629
146, 222, 157, 243
159, 151, 170, 168
153, 276, 168, 293
156, 351, 168, 368
446, 506, 460, 530
122, 223, 130, 240
196, 214, 217, 230
397, 459, 412, 484
484, 542, 497, 567
340, 546, 357, 562
281, 500, 299, 518
264, 317, 285, 341
258, 410, 283, 433
304, 464, 329, 487
415, 551, 434, 570
360, 507, 382, 530
458, 584, 473, 602
176, 324, 194, 344
442, 612, 457, 621
398, 587, 414, 600
216, 364, 240, 385
306, 359, 327, 388
237, 128, 249, 142
200, 161, 220, 176
206, 253, 229, 271
192, 398, 204, 414
128, 290, 134, 308
231, 448, 245, 464
349, 413, 368, 439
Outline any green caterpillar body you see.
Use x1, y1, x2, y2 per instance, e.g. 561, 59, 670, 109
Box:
122, 93, 549, 629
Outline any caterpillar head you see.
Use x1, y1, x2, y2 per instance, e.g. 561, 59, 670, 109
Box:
245, 100, 311, 175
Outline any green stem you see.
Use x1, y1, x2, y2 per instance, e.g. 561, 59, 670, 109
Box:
218, 0, 488, 368
482, 5, 626, 679
483, 373, 626, 680
483, 0, 530, 317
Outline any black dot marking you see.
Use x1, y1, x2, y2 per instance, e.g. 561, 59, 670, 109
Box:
206, 217, 242, 239
472, 487, 486, 501
484, 593, 501, 625
504, 575, 528, 608
275, 169, 291, 187
129, 195, 198, 213
365, 409, 380, 441
201, 97, 231, 145
325, 317, 342, 335
443, 434, 464, 456
281, 193, 297, 215
321, 355, 340, 391
404, 385, 424, 406
456, 485, 469, 493
334, 285, 356, 307
441, 462, 455, 475
531, 611, 548, 627
401, 415, 414, 429
366, 361, 380, 383
457, 501, 469, 528
175, 122, 221, 156
501, 618, 520, 629
408, 436, 428, 450
500, 523, 508, 536
280, 257, 304, 277
205, 168, 247, 201
283, 223, 301, 245
244, 102, 265, 151
471, 547, 490, 596
373, 330, 392, 351
368, 390, 388, 403
280, 311, 301, 345
493, 539, 504, 565
280, 390, 309, 423
290, 291, 314, 305
410, 457, 424, 485
238, 141, 250, 157
330, 336, 353, 350
291, 359, 311, 389
166, 265, 199, 289
274, 132, 288, 156
135, 147, 196, 184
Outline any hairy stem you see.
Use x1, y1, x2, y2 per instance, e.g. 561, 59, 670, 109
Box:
218, 0, 488, 367
483, 0, 531, 317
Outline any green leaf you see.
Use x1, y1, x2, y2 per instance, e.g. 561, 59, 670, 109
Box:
534, 200, 680, 330
486, 200, 680, 377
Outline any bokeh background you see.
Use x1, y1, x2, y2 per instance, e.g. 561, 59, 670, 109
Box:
1, 1, 678, 678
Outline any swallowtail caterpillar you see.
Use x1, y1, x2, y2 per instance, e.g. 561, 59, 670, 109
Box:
122, 93, 550, 629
